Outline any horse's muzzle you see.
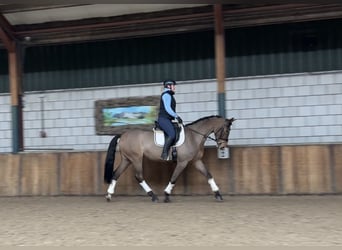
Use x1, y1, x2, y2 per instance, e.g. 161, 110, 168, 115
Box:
218, 140, 228, 149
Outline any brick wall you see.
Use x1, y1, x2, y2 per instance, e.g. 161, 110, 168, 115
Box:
227, 71, 342, 145
0, 70, 341, 153
0, 95, 11, 152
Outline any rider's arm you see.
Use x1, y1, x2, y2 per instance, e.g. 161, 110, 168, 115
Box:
162, 93, 178, 118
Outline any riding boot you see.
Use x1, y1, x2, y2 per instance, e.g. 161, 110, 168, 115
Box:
161, 136, 174, 160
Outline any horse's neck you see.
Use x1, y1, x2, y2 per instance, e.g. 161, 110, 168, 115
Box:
189, 119, 216, 137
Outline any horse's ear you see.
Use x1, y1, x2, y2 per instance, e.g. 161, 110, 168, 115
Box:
229, 117, 236, 123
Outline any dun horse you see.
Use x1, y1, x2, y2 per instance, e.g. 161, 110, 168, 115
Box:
104, 115, 235, 202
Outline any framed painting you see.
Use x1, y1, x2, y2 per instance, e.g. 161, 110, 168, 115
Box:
95, 96, 159, 135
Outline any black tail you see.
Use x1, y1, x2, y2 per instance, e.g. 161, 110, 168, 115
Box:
104, 135, 121, 184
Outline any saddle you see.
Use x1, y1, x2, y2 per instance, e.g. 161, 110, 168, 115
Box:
153, 121, 185, 147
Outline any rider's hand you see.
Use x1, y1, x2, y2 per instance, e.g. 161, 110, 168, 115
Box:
176, 116, 183, 124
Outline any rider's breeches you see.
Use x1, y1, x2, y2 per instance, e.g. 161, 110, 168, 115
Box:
158, 117, 176, 141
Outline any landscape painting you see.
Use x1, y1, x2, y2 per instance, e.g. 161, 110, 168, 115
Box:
102, 105, 157, 127
95, 96, 159, 135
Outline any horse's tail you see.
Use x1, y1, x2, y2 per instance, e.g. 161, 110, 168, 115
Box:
104, 135, 121, 184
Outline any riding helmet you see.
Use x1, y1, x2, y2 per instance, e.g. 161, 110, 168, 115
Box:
163, 80, 176, 87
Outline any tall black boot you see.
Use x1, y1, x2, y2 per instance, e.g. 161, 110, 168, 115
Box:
161, 136, 174, 160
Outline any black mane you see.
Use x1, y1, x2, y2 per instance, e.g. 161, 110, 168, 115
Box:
185, 115, 222, 127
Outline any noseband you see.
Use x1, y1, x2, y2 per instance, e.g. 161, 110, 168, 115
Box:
215, 126, 229, 142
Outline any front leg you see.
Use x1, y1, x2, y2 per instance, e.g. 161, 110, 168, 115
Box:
164, 161, 188, 202
193, 160, 223, 201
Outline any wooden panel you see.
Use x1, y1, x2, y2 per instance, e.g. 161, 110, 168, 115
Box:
60, 152, 98, 195
259, 147, 279, 193
20, 153, 58, 195
307, 146, 331, 193
186, 148, 230, 195
332, 145, 342, 192
281, 146, 331, 194
281, 146, 297, 193
232, 147, 279, 194
0, 144, 339, 197
0, 154, 20, 196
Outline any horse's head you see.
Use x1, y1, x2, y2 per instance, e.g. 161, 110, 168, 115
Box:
214, 117, 235, 149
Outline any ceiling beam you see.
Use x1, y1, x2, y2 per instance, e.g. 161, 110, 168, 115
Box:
1, 3, 342, 47
0, 13, 15, 35
223, 3, 342, 28
0, 4, 88, 13
12, 5, 214, 45
0, 27, 14, 51
15, 11, 213, 36
0, 14, 15, 51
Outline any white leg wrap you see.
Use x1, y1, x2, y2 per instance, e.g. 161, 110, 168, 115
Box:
139, 180, 152, 193
164, 182, 175, 195
107, 180, 117, 194
208, 178, 219, 192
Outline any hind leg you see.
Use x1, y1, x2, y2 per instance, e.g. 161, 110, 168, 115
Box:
193, 160, 223, 201
106, 158, 130, 201
133, 163, 159, 202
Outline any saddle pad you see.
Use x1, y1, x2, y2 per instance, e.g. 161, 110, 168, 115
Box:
154, 125, 185, 147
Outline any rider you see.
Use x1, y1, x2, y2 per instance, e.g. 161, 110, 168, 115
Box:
158, 79, 183, 160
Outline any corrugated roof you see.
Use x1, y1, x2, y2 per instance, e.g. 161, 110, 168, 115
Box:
3, 4, 207, 25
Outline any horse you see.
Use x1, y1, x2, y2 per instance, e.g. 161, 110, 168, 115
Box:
104, 115, 235, 202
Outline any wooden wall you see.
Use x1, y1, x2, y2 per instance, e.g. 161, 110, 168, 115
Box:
0, 144, 341, 197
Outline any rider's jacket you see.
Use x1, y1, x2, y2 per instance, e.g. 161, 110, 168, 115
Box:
158, 90, 176, 120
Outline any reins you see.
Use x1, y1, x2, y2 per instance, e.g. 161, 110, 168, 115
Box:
186, 125, 227, 142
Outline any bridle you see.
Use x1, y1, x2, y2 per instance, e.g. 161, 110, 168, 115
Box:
215, 126, 229, 143
186, 124, 230, 144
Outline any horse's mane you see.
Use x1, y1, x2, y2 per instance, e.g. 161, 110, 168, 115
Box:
185, 115, 222, 127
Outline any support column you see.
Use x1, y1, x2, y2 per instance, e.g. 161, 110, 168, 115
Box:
214, 4, 226, 118
1, 23, 24, 153
9, 46, 24, 153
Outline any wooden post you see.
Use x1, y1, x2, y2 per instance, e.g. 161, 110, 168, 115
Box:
0, 25, 24, 153
214, 4, 226, 118
9, 47, 24, 153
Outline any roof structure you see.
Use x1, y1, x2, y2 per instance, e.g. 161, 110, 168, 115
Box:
1, 3, 342, 46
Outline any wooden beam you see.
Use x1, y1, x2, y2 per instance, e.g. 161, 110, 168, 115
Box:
0, 27, 15, 51
8, 44, 24, 153
0, 14, 15, 51
10, 4, 342, 46
214, 4, 226, 118
0, 13, 24, 152
9, 49, 20, 105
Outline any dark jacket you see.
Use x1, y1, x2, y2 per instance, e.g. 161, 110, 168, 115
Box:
158, 90, 176, 120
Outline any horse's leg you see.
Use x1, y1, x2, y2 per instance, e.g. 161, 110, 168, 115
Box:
193, 160, 223, 201
133, 163, 159, 202
106, 158, 130, 201
164, 161, 188, 203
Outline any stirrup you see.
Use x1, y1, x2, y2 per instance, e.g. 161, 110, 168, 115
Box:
161, 152, 169, 161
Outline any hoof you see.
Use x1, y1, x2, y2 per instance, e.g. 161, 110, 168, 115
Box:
148, 191, 159, 202
164, 192, 171, 203
151, 194, 159, 202
105, 193, 112, 202
214, 191, 223, 202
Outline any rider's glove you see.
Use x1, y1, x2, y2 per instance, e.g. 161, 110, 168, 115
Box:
176, 116, 183, 124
